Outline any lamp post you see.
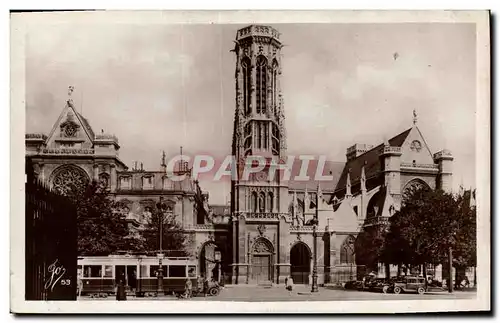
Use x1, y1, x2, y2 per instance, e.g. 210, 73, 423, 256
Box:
215, 251, 221, 284
311, 193, 319, 293
156, 197, 167, 295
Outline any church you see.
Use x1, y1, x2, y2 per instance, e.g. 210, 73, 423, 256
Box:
25, 24, 453, 286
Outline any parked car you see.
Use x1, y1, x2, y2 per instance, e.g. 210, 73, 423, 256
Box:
344, 280, 363, 290
387, 276, 427, 295
368, 278, 391, 293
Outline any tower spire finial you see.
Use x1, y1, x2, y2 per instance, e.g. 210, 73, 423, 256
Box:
161, 150, 166, 166
67, 85, 75, 108
413, 109, 418, 125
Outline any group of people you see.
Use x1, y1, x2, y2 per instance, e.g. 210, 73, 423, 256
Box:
180, 276, 215, 299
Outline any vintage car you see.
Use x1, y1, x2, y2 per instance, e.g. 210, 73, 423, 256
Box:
387, 276, 427, 295
367, 278, 392, 293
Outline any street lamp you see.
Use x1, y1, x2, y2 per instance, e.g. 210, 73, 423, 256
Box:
214, 251, 222, 284
156, 197, 167, 295
311, 193, 319, 293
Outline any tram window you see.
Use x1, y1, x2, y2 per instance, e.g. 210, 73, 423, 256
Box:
84, 265, 102, 278
140, 265, 148, 278
188, 266, 196, 278
149, 266, 167, 278
169, 265, 186, 278
104, 265, 113, 278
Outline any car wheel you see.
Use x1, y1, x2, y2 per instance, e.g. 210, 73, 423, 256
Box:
393, 286, 402, 294
209, 287, 220, 296
382, 286, 389, 294
417, 287, 425, 295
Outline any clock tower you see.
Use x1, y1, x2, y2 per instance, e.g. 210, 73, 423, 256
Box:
230, 25, 291, 285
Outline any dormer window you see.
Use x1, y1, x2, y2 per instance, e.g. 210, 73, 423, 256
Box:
120, 176, 131, 190
142, 175, 154, 190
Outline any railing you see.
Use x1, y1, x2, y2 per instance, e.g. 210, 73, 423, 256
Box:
95, 134, 119, 143
401, 162, 439, 170
26, 133, 47, 140
380, 146, 402, 154
186, 224, 229, 231
289, 225, 315, 232
41, 148, 95, 155
433, 149, 453, 159
363, 216, 390, 227
241, 212, 283, 220
237, 25, 280, 40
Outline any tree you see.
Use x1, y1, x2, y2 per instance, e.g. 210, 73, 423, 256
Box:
383, 186, 477, 276
140, 204, 189, 257
355, 226, 385, 274
68, 181, 143, 256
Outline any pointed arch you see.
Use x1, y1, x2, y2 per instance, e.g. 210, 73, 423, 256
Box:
252, 237, 274, 254
272, 59, 279, 112
241, 57, 252, 116
256, 55, 268, 115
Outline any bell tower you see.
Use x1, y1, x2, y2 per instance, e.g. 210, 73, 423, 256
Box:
230, 25, 290, 285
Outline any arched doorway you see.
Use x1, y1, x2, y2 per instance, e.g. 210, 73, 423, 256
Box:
251, 238, 274, 283
199, 242, 222, 282
290, 242, 311, 284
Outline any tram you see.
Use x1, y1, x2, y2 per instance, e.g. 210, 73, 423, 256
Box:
78, 254, 214, 297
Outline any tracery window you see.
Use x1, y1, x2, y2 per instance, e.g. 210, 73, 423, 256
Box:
256, 56, 267, 115
272, 60, 278, 111
242, 58, 251, 116
52, 166, 89, 196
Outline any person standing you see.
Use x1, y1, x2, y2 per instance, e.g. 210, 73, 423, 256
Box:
185, 278, 193, 299
286, 276, 294, 295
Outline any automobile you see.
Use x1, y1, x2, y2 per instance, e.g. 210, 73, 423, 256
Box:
344, 280, 363, 290
367, 278, 391, 293
387, 276, 427, 295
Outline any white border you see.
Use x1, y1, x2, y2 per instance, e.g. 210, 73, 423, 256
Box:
9, 9, 490, 314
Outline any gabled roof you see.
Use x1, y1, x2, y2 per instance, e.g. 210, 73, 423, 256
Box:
45, 100, 96, 145
334, 128, 412, 197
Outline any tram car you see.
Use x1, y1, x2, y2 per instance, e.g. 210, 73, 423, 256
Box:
78, 255, 211, 297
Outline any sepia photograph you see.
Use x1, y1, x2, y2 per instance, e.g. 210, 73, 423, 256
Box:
10, 10, 490, 313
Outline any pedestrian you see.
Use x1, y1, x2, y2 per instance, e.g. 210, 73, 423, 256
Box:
286, 276, 294, 295
116, 279, 127, 301
185, 278, 193, 299
203, 276, 210, 297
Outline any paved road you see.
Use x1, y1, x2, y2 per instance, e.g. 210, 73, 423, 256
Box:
78, 285, 476, 302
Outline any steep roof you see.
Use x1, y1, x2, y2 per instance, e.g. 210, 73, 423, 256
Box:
334, 128, 412, 197
288, 159, 345, 192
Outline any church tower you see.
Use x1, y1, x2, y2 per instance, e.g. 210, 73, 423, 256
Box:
230, 25, 290, 285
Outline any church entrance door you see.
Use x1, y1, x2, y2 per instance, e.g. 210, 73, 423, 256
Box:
290, 242, 311, 284
252, 255, 271, 283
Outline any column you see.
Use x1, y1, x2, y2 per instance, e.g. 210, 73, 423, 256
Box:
231, 218, 238, 284
237, 216, 247, 283
110, 163, 116, 192
276, 215, 290, 284
38, 163, 45, 183
329, 232, 337, 284
93, 164, 99, 181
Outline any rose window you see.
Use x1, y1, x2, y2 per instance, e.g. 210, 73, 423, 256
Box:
52, 166, 89, 195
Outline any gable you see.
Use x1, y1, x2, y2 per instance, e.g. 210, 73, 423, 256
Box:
399, 126, 434, 165
45, 102, 95, 149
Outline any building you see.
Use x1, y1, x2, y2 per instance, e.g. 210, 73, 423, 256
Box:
25, 24, 453, 286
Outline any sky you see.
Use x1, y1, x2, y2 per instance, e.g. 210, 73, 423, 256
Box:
25, 21, 477, 204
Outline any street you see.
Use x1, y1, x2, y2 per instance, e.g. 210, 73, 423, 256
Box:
77, 285, 477, 302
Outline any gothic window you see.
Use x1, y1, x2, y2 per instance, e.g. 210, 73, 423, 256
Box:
256, 122, 261, 149
402, 179, 430, 203
142, 176, 154, 190
256, 55, 267, 115
272, 60, 278, 111
51, 165, 89, 196
263, 123, 269, 149
259, 192, 266, 213
268, 192, 274, 212
251, 192, 258, 213
340, 236, 355, 264
242, 57, 251, 116
162, 177, 173, 190
120, 176, 131, 190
